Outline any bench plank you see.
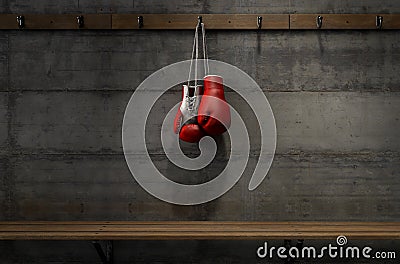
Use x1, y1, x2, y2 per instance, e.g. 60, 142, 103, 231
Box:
0, 222, 399, 240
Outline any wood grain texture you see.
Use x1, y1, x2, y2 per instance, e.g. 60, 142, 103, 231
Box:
380, 14, 400, 29
290, 14, 400, 29
0, 14, 20, 29
0, 222, 399, 240
112, 14, 289, 30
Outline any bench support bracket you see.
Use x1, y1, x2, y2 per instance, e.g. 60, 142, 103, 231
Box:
92, 240, 113, 264
284, 239, 304, 264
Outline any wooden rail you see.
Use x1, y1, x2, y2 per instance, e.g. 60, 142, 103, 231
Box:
113, 14, 288, 29
0, 14, 399, 30
0, 221, 399, 240
0, 14, 111, 29
290, 14, 400, 29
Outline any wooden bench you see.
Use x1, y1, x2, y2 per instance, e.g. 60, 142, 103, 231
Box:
1, 221, 399, 263
1, 221, 400, 240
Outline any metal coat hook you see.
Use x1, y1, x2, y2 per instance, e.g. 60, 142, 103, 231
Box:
16, 15, 24, 29
376, 15, 383, 29
138, 15, 144, 28
77, 15, 84, 28
316, 15, 323, 29
197, 16, 202, 27
257, 16, 262, 29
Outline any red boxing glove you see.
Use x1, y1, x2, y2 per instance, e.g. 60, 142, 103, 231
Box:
173, 85, 205, 143
197, 75, 231, 135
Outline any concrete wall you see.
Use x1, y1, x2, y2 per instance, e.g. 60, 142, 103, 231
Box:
0, 1, 399, 263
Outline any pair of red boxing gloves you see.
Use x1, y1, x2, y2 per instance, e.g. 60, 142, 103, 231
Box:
174, 75, 231, 143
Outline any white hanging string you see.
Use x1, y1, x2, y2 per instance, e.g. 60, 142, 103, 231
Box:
187, 22, 209, 87
194, 23, 199, 87
187, 24, 198, 87
201, 23, 209, 76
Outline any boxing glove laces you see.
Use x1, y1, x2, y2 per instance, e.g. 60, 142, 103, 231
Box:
173, 85, 205, 143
